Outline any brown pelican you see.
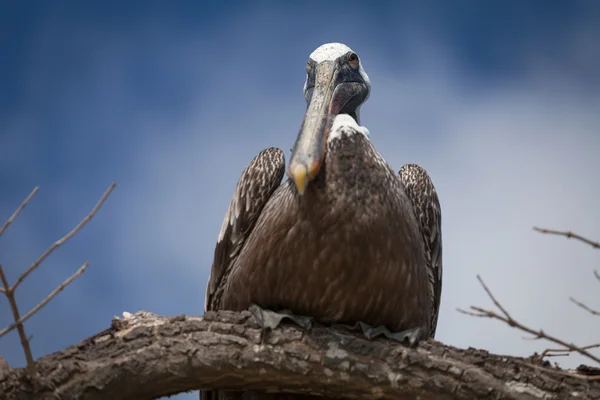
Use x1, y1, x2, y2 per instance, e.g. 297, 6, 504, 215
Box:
202, 43, 442, 399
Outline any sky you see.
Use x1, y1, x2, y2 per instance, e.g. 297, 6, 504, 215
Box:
1, 1, 600, 398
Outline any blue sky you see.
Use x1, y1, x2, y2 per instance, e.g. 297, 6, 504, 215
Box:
1, 2, 600, 398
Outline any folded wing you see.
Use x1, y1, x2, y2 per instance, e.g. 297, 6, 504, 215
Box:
399, 164, 443, 338
204, 147, 286, 312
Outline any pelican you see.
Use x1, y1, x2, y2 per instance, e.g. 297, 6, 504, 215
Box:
202, 43, 442, 399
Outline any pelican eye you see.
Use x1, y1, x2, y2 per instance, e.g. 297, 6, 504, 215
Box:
348, 53, 359, 68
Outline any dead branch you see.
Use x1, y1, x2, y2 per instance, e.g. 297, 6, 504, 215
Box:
1, 310, 599, 400
11, 183, 117, 291
570, 296, 600, 317
0, 265, 35, 377
533, 226, 600, 249
0, 187, 39, 238
458, 275, 600, 366
541, 344, 600, 359
0, 183, 116, 377
0, 187, 41, 375
0, 262, 89, 338
461, 227, 600, 369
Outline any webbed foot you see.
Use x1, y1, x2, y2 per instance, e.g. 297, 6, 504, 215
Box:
248, 304, 313, 330
332, 322, 423, 347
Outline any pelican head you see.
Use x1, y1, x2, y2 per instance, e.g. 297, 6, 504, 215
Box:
288, 43, 371, 194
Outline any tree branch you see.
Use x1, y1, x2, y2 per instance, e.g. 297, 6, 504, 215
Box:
533, 226, 600, 249
0, 187, 39, 238
541, 344, 600, 359
11, 183, 116, 292
570, 297, 600, 317
0, 183, 116, 379
0, 262, 89, 338
1, 310, 598, 400
458, 275, 600, 366
0, 265, 35, 377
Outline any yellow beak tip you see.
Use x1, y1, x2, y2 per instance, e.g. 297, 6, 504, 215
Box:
290, 164, 308, 195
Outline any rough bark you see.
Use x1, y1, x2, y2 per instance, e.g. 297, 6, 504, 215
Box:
0, 311, 598, 400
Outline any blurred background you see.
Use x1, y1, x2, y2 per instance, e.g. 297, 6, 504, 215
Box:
1, 1, 600, 398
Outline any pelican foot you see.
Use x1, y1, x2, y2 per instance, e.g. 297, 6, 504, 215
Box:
333, 322, 423, 347
248, 304, 313, 330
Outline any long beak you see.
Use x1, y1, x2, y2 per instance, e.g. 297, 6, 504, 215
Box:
288, 61, 340, 194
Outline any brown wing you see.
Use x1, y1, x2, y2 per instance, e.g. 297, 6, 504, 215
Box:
204, 147, 286, 312
398, 163, 443, 338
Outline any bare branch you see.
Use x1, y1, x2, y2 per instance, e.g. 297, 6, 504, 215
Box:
476, 274, 513, 318
0, 262, 89, 338
11, 183, 116, 292
2, 311, 600, 399
0, 265, 36, 376
0, 187, 39, 238
533, 226, 600, 249
0, 183, 116, 379
570, 297, 600, 316
541, 344, 600, 359
458, 275, 600, 366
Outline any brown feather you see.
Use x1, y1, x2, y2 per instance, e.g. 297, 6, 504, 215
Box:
399, 163, 443, 338
205, 147, 285, 312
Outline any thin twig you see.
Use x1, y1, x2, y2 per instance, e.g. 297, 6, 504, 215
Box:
0, 183, 116, 378
11, 182, 116, 292
595, 270, 600, 283
0, 187, 39, 238
0, 262, 89, 338
0, 265, 36, 376
533, 226, 600, 249
457, 275, 600, 365
570, 297, 600, 316
541, 344, 600, 359
539, 353, 568, 359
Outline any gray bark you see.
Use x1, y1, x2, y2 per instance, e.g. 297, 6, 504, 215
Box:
0, 310, 598, 400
